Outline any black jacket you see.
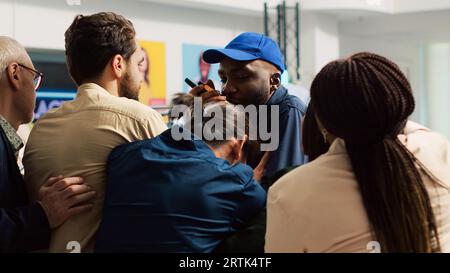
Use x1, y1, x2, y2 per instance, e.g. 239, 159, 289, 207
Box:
0, 126, 50, 252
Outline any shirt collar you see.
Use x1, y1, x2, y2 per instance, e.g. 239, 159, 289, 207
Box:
326, 122, 423, 156
325, 121, 431, 157
0, 115, 24, 157
266, 85, 288, 106
76, 83, 114, 98
159, 126, 217, 158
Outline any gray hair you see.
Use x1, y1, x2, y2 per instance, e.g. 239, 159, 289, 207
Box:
190, 101, 249, 147
0, 36, 30, 82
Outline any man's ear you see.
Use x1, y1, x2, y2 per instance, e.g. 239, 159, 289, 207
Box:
111, 54, 126, 79
270, 72, 281, 92
6, 63, 21, 91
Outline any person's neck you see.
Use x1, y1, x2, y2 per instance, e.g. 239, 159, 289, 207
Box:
264, 85, 280, 104
327, 135, 337, 145
0, 106, 20, 131
209, 145, 235, 164
85, 78, 119, 97
211, 146, 224, 159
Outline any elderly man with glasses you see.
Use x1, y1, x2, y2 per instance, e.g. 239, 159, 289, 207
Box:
0, 36, 96, 252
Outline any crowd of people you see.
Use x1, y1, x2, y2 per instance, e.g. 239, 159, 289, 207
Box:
1, 11, 449, 253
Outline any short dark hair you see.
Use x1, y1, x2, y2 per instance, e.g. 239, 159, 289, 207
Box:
170, 93, 194, 108
64, 12, 137, 85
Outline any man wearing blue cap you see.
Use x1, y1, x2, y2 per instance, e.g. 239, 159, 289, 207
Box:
201, 32, 307, 180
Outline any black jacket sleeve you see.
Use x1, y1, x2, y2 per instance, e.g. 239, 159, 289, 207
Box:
0, 202, 51, 252
214, 209, 267, 253
1, 128, 51, 252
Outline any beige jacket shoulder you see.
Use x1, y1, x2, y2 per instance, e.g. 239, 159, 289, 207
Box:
265, 121, 450, 253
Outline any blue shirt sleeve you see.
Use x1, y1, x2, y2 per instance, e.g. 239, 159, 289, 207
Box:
265, 105, 305, 177
228, 164, 267, 231
229, 173, 266, 230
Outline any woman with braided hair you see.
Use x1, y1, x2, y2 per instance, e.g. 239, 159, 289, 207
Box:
265, 52, 450, 253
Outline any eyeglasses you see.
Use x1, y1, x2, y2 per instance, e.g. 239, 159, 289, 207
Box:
18, 64, 44, 91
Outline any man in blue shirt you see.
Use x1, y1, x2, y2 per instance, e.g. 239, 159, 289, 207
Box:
95, 102, 266, 253
201, 32, 307, 178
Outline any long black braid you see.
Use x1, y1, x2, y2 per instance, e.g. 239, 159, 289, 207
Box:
308, 52, 440, 252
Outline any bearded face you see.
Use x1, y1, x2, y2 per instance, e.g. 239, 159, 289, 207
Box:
118, 69, 141, 101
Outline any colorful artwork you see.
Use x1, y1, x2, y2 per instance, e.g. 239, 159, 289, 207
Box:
182, 44, 221, 92
139, 40, 167, 106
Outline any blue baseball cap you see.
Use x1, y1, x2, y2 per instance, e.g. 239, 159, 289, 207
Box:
203, 32, 285, 72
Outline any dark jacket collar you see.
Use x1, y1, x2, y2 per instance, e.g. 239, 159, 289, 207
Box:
266, 85, 288, 106
158, 126, 217, 158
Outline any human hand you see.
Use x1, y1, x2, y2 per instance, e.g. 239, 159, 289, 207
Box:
37, 176, 95, 229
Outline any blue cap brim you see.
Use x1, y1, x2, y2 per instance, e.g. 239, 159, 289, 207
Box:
203, 48, 258, 64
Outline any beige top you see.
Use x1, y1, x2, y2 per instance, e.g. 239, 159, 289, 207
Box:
23, 83, 167, 253
266, 121, 450, 253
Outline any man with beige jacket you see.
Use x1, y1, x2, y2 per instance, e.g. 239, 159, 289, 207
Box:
23, 12, 167, 252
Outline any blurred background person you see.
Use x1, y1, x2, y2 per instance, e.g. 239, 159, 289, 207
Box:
138, 46, 152, 106
167, 92, 194, 128
195, 51, 211, 84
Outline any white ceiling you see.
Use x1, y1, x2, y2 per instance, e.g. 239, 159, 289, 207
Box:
133, 0, 450, 43
138, 0, 450, 18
